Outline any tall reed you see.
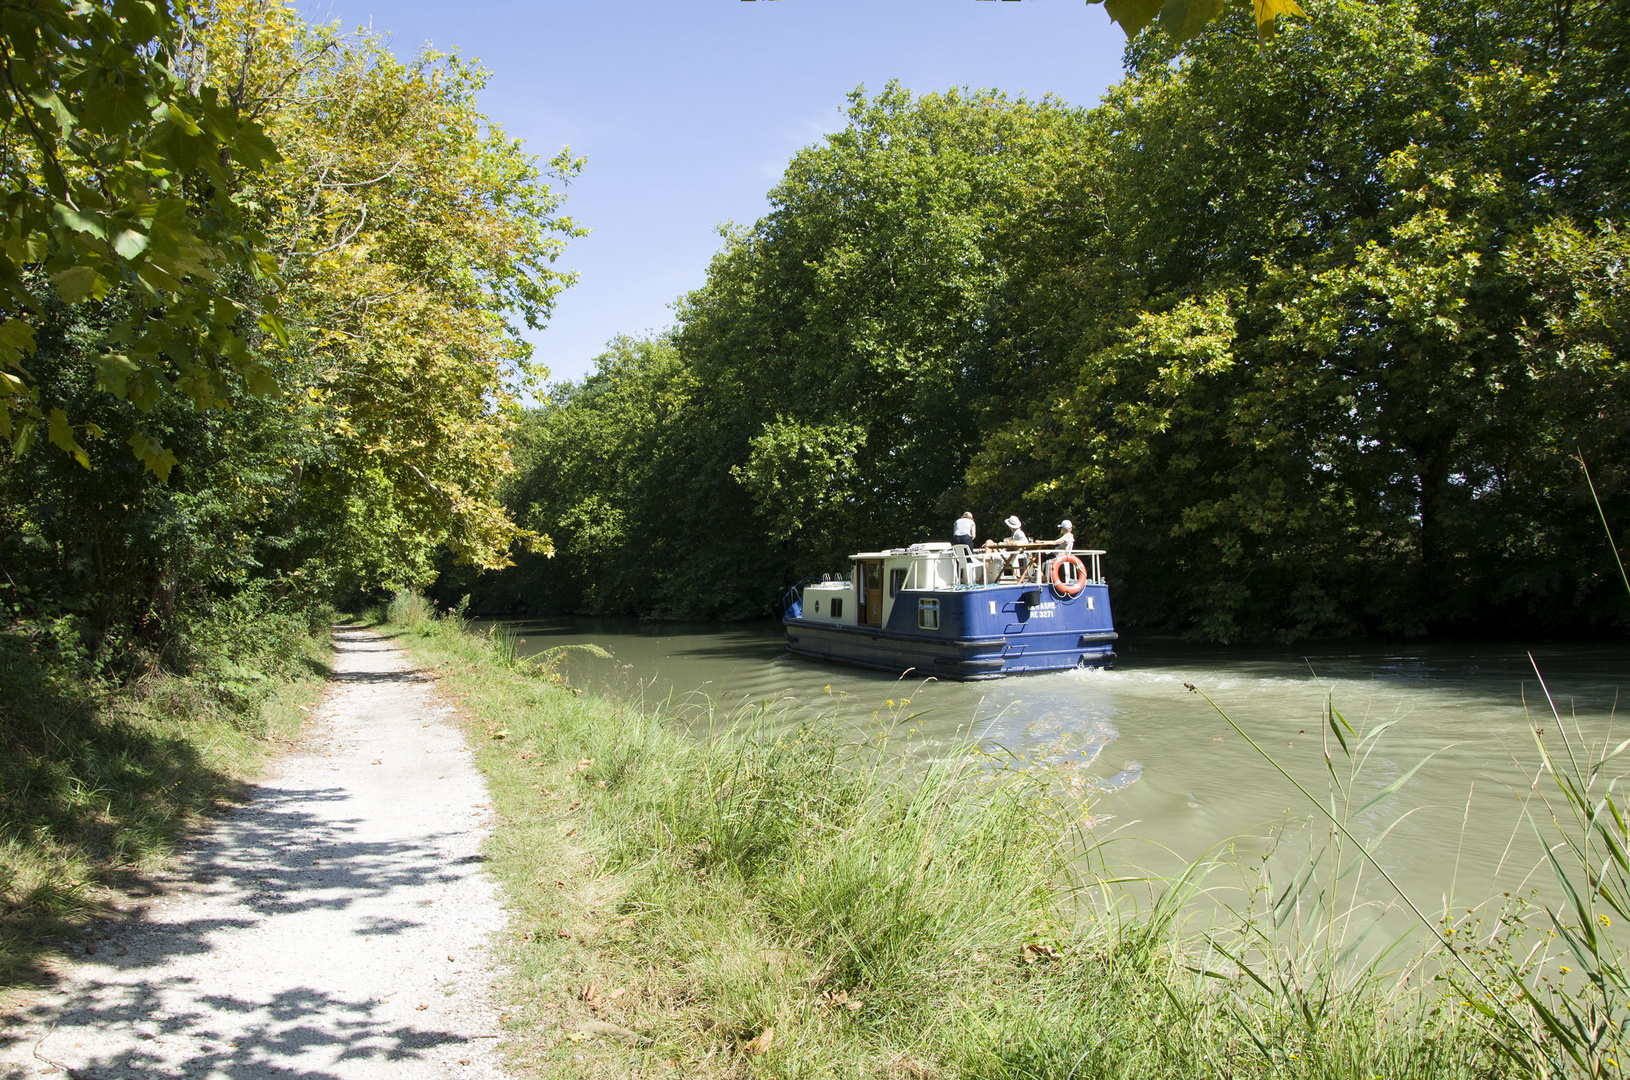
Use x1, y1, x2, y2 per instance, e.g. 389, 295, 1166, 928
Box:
379, 599, 1494, 1076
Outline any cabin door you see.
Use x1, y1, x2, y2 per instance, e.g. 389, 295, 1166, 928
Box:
859, 561, 884, 627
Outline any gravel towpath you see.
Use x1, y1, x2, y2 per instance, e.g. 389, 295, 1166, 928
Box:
0, 626, 511, 1080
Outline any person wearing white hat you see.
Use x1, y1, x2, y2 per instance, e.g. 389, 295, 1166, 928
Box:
989, 515, 1029, 579
1055, 519, 1075, 553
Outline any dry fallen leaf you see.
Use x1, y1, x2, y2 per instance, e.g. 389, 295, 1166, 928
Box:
748, 1027, 775, 1054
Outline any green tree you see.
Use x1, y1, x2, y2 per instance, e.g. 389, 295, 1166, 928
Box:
184, 0, 583, 589
674, 87, 1091, 572
1, 0, 281, 477
481, 334, 696, 615
2, 0, 585, 660
972, 0, 1629, 638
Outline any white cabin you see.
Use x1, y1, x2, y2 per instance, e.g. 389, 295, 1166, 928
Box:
799, 542, 964, 629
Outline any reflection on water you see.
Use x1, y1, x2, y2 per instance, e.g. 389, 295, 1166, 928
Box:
487, 616, 1630, 919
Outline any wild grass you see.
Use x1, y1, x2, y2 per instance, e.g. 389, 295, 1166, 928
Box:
0, 600, 334, 987
378, 603, 1497, 1079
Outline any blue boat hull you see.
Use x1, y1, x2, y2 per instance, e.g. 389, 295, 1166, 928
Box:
783, 582, 1115, 680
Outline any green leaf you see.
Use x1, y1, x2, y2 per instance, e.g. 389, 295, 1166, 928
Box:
113, 227, 150, 259
257, 311, 290, 346
197, 87, 239, 142
127, 430, 177, 481
51, 265, 107, 303
111, 0, 162, 43
1159, 0, 1226, 44
1327, 700, 1351, 755
95, 352, 139, 397
80, 80, 151, 138
51, 204, 106, 240
47, 407, 89, 469
25, 88, 75, 133
12, 418, 37, 457
1102, 0, 1165, 37
232, 121, 280, 169
161, 102, 203, 137
1253, 0, 1304, 40
245, 363, 278, 397
136, 259, 182, 292
0, 319, 36, 357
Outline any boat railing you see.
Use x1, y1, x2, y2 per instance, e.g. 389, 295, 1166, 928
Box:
787, 546, 1105, 616
949, 543, 1105, 588
780, 576, 818, 617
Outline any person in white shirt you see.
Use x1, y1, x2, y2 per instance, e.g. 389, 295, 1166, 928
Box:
1055, 519, 1075, 552
1003, 515, 1028, 544
951, 511, 976, 548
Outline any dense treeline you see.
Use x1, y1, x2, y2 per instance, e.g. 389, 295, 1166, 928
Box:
0, 0, 576, 963
2, 0, 576, 664
463, 0, 1630, 640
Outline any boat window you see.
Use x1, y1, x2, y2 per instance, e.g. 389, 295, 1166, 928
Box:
831, 598, 843, 619
889, 568, 907, 597
918, 598, 939, 630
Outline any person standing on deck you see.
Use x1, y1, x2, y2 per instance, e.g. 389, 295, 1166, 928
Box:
952, 511, 977, 548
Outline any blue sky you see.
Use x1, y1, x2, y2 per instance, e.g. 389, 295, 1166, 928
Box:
295, 1, 1130, 384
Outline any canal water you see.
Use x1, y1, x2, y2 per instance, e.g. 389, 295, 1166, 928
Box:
500, 618, 1629, 933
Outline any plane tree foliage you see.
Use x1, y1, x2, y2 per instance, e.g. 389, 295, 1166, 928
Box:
1, 0, 581, 657
969, 0, 1630, 639
184, 0, 580, 586
491, 0, 1628, 639
0, 0, 281, 478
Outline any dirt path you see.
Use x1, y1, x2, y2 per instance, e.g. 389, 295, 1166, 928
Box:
1, 627, 511, 1080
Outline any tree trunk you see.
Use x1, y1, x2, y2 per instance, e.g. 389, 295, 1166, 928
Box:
1415, 437, 1455, 608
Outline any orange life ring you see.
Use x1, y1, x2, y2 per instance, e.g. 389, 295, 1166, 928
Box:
1049, 553, 1087, 597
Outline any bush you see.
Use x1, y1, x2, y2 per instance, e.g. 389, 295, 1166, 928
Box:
385, 589, 436, 629
0, 592, 332, 985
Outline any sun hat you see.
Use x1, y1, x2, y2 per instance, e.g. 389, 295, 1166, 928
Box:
1058, 519, 1073, 530
1003, 515, 1022, 530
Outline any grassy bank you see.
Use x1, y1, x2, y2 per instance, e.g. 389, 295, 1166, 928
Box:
0, 598, 334, 986
376, 599, 1509, 1079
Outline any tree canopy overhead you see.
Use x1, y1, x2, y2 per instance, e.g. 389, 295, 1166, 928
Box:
0, 0, 283, 478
